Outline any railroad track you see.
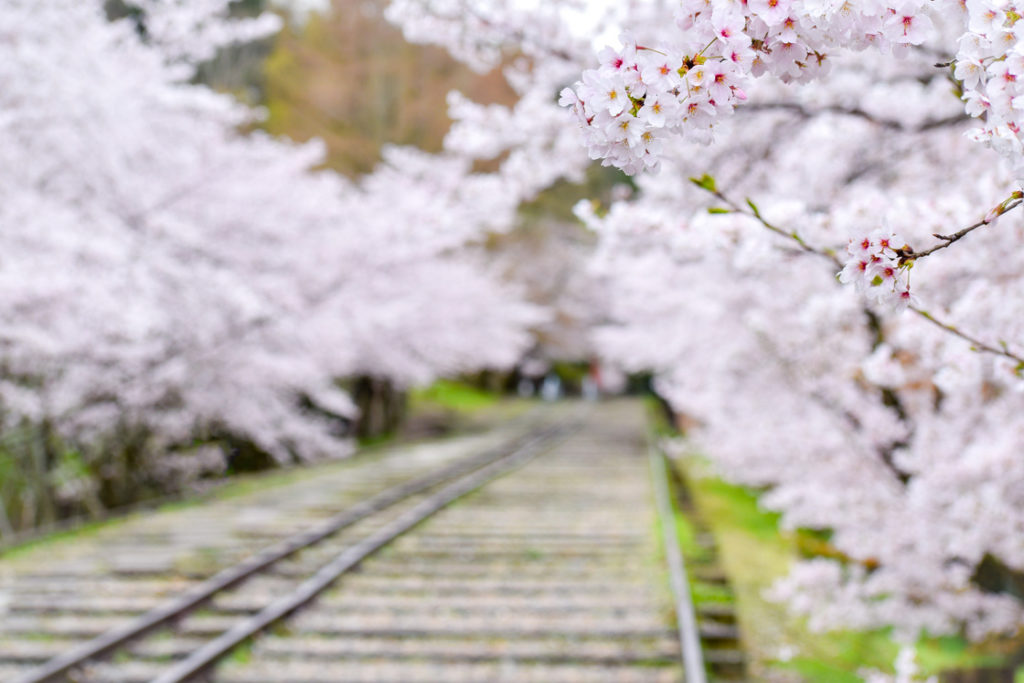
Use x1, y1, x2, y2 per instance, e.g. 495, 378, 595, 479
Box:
0, 401, 745, 682
655, 447, 747, 681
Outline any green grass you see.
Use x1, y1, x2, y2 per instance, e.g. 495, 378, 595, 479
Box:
644, 395, 677, 437
0, 515, 131, 561
0, 439, 397, 561
222, 639, 255, 667
2, 378, 518, 560
1, 386, 532, 563
670, 502, 713, 565
644, 395, 1021, 679
691, 579, 735, 605
675, 455, 1009, 680
647, 441, 733, 655
409, 379, 500, 414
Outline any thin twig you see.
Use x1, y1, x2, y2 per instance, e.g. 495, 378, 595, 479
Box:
703, 185, 842, 267
911, 307, 1024, 367
899, 194, 1024, 263
691, 179, 1024, 367
740, 101, 969, 134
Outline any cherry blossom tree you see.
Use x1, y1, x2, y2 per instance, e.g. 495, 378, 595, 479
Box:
385, 0, 1024, 665
0, 0, 539, 509
8, 0, 1024, 669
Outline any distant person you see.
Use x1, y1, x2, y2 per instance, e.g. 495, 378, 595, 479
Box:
540, 374, 562, 401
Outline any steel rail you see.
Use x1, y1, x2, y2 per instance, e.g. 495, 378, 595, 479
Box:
649, 441, 708, 683
150, 422, 572, 683
14, 425, 564, 683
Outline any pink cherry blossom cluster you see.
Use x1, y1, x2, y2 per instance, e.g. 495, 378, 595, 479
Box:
838, 229, 918, 311
957, 1, 1024, 179
559, 36, 749, 174
562, 0, 936, 173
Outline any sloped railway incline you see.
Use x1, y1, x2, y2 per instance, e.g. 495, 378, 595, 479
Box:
0, 401, 719, 682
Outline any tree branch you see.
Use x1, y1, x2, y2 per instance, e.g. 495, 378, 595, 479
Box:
740, 101, 970, 134
690, 178, 1024, 368
694, 176, 842, 267
898, 192, 1024, 263
911, 307, 1024, 368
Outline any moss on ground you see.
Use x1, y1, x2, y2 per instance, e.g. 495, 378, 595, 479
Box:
675, 454, 1009, 681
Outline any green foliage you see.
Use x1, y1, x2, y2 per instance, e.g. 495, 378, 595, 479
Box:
690, 173, 717, 193
550, 361, 589, 384
355, 431, 395, 449
916, 637, 1005, 673
694, 473, 783, 543
0, 515, 122, 560
410, 379, 499, 414
777, 659, 866, 683
0, 426, 68, 538
643, 395, 677, 438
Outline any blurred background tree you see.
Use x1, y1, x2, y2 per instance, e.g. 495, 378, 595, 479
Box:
0, 0, 625, 542
260, 0, 516, 175
0, 0, 524, 540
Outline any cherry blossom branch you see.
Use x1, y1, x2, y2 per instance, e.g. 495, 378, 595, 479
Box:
754, 322, 913, 485
911, 307, 1024, 368
692, 175, 918, 474
691, 174, 842, 267
897, 191, 1024, 263
691, 177, 1024, 368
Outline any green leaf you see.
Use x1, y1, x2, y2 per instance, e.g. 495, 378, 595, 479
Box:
708, 207, 730, 214
690, 174, 717, 193
745, 198, 761, 217
870, 275, 884, 287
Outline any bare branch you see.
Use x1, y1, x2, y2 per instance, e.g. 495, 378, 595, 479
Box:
698, 182, 842, 267
911, 307, 1024, 367
898, 193, 1024, 263
741, 101, 970, 134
